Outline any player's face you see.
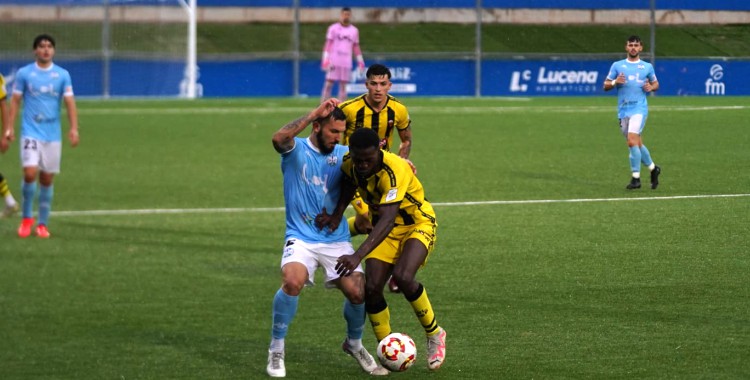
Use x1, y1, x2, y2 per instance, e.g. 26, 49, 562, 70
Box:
626, 41, 642, 59
315, 119, 345, 155
34, 40, 55, 64
350, 146, 381, 177
365, 75, 392, 105
340, 10, 352, 25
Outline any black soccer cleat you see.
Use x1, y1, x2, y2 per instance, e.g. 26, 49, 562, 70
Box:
650, 165, 661, 190
626, 177, 641, 190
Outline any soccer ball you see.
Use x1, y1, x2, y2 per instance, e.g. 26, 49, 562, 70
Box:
376, 332, 417, 372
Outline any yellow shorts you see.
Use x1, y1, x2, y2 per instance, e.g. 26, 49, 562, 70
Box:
366, 221, 437, 265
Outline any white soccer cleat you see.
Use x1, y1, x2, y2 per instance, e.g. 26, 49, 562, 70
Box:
342, 340, 386, 375
426, 327, 446, 370
266, 350, 286, 377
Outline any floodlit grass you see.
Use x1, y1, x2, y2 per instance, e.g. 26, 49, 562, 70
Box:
1, 97, 748, 379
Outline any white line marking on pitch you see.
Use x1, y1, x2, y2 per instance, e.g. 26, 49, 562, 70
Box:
51, 193, 750, 217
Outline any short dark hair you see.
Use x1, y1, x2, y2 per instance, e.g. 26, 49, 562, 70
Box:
315, 107, 346, 125
627, 35, 642, 44
349, 128, 380, 150
342, 7, 351, 12
33, 34, 56, 49
366, 64, 391, 80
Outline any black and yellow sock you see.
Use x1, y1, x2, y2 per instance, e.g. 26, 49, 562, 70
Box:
366, 298, 392, 342
0, 173, 11, 198
405, 283, 440, 337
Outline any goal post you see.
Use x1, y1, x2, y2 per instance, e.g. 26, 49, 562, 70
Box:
0, 0, 199, 98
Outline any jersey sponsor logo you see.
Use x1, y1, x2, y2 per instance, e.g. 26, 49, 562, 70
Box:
705, 64, 726, 95
385, 188, 398, 202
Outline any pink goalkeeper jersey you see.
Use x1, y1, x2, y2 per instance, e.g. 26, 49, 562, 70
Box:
326, 22, 360, 69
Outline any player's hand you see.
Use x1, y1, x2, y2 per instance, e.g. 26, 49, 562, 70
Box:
69, 129, 79, 148
335, 254, 362, 277
615, 73, 626, 85
315, 207, 342, 232
321, 59, 331, 71
0, 129, 13, 153
404, 158, 417, 175
314, 98, 340, 119
642, 82, 653, 93
353, 213, 373, 234
357, 60, 365, 72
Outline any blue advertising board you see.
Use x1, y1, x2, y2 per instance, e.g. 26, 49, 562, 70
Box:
1, 58, 746, 97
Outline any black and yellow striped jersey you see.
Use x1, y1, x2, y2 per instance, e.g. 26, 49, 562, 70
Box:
341, 149, 436, 227
339, 94, 411, 152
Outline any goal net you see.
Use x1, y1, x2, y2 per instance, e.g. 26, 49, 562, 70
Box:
0, 0, 198, 98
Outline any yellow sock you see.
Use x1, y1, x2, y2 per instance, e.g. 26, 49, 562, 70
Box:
368, 306, 392, 342
408, 286, 440, 336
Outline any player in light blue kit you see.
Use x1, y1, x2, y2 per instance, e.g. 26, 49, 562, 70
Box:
604, 35, 661, 190
7, 34, 79, 238
266, 99, 387, 377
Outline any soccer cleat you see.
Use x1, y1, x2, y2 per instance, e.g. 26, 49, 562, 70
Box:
369, 366, 390, 376
426, 328, 447, 370
36, 224, 51, 239
2, 203, 19, 218
266, 350, 286, 378
388, 276, 400, 293
650, 165, 661, 189
342, 340, 385, 375
626, 177, 641, 190
18, 217, 34, 238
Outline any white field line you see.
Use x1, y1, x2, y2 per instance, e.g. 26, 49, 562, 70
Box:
78, 105, 750, 116
51, 193, 750, 217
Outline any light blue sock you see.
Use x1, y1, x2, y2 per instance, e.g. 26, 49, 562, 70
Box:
38, 185, 54, 226
22, 181, 36, 219
628, 146, 642, 175
639, 145, 653, 167
271, 288, 298, 340
343, 299, 366, 340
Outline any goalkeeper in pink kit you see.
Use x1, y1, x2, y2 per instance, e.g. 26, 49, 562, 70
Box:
321, 7, 365, 102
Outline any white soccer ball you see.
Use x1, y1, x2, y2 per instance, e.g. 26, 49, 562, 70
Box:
376, 332, 417, 372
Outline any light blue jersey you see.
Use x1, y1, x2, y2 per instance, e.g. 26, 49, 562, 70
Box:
280, 137, 350, 243
606, 59, 657, 119
12, 62, 73, 142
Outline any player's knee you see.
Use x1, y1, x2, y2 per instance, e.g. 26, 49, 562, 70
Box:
364, 279, 385, 299
392, 268, 416, 289
281, 277, 306, 296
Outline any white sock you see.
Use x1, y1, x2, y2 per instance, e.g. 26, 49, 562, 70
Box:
649, 163, 656, 171
346, 338, 363, 350
632, 172, 641, 179
270, 338, 285, 353
5, 194, 16, 207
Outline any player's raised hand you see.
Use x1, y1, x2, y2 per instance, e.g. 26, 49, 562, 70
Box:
615, 72, 626, 84
314, 98, 340, 119
642, 81, 653, 93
